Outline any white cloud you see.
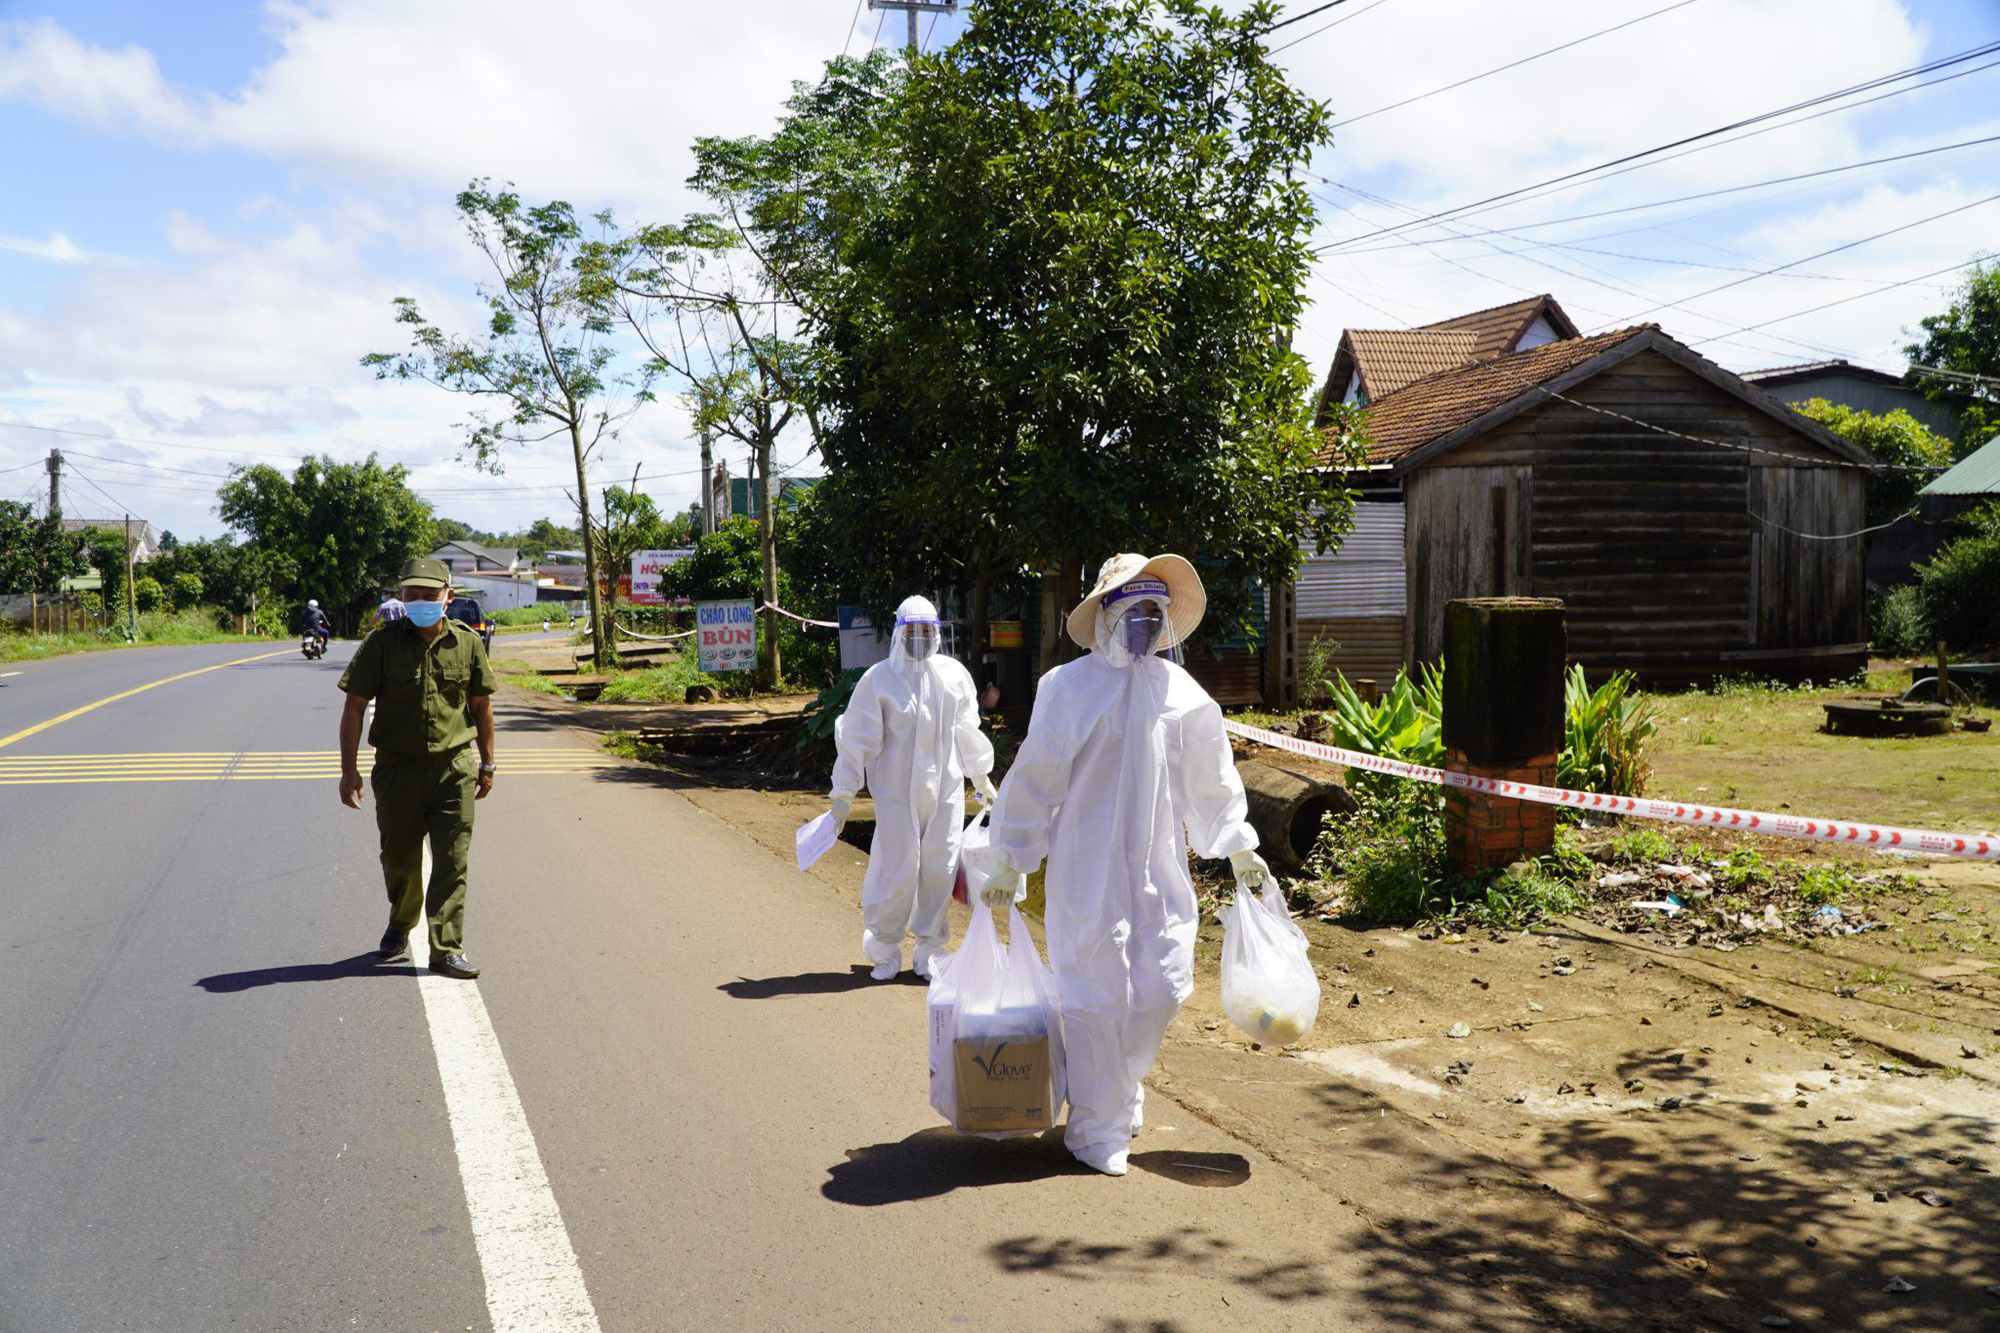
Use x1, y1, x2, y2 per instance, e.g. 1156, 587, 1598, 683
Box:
0, 231, 92, 263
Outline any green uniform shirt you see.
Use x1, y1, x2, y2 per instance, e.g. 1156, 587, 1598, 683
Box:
338, 617, 498, 758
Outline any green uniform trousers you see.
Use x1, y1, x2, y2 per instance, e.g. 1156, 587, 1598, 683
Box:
371, 746, 477, 954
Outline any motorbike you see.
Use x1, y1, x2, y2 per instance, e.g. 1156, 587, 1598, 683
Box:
300, 633, 326, 660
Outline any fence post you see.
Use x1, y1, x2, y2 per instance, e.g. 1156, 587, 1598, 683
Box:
1441, 597, 1566, 873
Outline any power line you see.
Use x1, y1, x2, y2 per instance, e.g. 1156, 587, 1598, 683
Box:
1594, 190, 2000, 328
1687, 256, 1996, 349
1268, 0, 1395, 54
1263, 0, 1358, 35
1333, 0, 1702, 128
1328, 132, 2000, 256
0, 418, 311, 462
1314, 40, 2000, 253
840, 0, 865, 54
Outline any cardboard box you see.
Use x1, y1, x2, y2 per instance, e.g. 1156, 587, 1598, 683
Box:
953, 1033, 1052, 1133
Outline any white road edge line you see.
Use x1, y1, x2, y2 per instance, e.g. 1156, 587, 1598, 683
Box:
413, 842, 600, 1332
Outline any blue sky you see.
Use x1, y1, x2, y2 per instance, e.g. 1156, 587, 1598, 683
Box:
2, 0, 1997, 540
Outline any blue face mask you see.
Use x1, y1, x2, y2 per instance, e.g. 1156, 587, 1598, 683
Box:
405, 600, 446, 628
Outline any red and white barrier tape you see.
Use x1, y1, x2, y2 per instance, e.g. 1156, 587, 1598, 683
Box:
757, 602, 838, 629
1223, 719, 1999, 863
613, 620, 696, 641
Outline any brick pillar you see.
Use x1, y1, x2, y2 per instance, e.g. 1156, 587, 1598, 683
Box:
1440, 597, 1566, 874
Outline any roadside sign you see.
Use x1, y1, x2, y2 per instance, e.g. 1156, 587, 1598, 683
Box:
631, 549, 693, 606
696, 599, 757, 673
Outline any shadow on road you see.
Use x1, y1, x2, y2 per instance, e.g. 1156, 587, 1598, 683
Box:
989, 1224, 1329, 1303
195, 953, 417, 992
719, 965, 923, 999
823, 1127, 1084, 1205
1128, 1151, 1251, 1188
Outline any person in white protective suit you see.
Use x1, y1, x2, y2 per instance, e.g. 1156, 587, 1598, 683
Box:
828, 596, 998, 981
983, 554, 1270, 1176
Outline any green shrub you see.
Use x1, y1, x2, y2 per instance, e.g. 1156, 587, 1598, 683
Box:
491, 605, 574, 626
1609, 829, 1678, 864
1871, 584, 1933, 656
1311, 782, 1451, 921
132, 576, 165, 613
1915, 501, 2000, 651
1560, 665, 1657, 796
1797, 862, 1861, 906
1323, 665, 1443, 796
1480, 864, 1584, 927
170, 572, 204, 611
1720, 846, 1769, 891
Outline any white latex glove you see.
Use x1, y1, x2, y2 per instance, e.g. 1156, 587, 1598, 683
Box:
829, 795, 852, 834
1229, 849, 1272, 894
970, 772, 998, 809
980, 863, 1025, 910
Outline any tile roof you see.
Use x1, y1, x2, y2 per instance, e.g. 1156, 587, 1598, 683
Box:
1333, 327, 1650, 466
1416, 294, 1578, 362
1348, 329, 1479, 398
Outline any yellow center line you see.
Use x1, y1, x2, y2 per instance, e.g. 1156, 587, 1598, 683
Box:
0, 649, 295, 751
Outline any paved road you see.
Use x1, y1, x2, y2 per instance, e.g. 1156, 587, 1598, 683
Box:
0, 641, 1479, 1331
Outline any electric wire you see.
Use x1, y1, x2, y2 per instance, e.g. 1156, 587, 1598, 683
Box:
840, 0, 865, 55
1333, 0, 1702, 128
1263, 0, 1358, 35
1687, 256, 1998, 350
1314, 39, 2000, 252
1268, 0, 1395, 54
1594, 189, 2000, 328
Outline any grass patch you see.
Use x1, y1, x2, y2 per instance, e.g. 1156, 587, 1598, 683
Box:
596, 651, 718, 704
1642, 667, 1998, 834
497, 666, 567, 697
0, 610, 262, 662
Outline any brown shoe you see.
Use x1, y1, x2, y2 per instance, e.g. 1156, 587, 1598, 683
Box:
429, 952, 480, 980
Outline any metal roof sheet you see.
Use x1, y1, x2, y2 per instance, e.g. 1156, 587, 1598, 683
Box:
1921, 435, 2000, 497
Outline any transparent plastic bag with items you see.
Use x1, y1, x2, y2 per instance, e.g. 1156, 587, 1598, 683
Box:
929, 900, 1066, 1138
952, 809, 998, 906
1220, 881, 1321, 1047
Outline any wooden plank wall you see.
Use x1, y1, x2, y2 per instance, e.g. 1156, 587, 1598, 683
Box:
1404, 464, 1530, 661
1418, 349, 1865, 679
1298, 616, 1406, 695
1183, 647, 1266, 707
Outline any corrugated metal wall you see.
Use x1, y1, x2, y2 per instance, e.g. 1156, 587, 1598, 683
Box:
1295, 502, 1408, 687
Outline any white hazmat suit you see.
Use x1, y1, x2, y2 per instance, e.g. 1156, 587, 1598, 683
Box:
831, 596, 996, 980
987, 559, 1263, 1176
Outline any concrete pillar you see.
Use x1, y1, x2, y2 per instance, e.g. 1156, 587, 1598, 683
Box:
1440, 597, 1566, 873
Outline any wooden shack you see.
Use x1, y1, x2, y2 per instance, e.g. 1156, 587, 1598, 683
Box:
1288, 297, 1873, 694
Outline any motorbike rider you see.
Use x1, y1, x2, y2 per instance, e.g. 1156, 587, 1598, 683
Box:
303, 600, 332, 650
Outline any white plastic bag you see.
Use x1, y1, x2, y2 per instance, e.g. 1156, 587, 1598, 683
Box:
931, 900, 1066, 1138
954, 810, 999, 905
1220, 882, 1320, 1047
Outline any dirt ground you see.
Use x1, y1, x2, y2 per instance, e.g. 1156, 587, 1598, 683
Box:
502, 677, 2000, 1329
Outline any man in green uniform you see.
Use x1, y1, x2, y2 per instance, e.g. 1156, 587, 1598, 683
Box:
337, 557, 498, 979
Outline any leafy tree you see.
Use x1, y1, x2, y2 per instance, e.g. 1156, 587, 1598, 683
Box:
1905, 258, 2000, 453
151, 537, 283, 616
589, 472, 683, 610
1915, 502, 2000, 651
77, 525, 131, 621
158, 530, 179, 552
513, 516, 585, 562
1793, 399, 1955, 524
431, 517, 498, 546
363, 181, 656, 668
169, 571, 204, 611
0, 501, 86, 595
755, 3, 1357, 655
217, 455, 433, 632
134, 575, 164, 613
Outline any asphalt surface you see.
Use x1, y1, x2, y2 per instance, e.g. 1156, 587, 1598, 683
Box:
0, 640, 1437, 1331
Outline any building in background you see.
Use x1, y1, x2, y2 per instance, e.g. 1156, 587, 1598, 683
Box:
1742, 360, 1959, 443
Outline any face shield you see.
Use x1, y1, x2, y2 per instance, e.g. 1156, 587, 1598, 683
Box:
1098, 577, 1172, 664
897, 620, 940, 661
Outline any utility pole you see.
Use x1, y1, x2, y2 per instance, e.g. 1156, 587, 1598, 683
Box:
46, 448, 61, 520
866, 0, 955, 53
124, 513, 137, 639
699, 428, 714, 536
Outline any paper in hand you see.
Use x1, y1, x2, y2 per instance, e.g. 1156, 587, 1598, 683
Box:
795, 811, 839, 872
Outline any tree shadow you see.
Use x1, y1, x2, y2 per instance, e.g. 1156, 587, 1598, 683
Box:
823, 1126, 1084, 1205
988, 1225, 1329, 1304
195, 953, 417, 993
718, 965, 923, 999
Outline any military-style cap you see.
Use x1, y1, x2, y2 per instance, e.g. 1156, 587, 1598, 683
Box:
398, 556, 451, 590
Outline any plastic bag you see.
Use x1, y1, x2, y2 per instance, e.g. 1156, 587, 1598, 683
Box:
1220, 882, 1320, 1047
953, 810, 997, 906
929, 900, 1066, 1138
